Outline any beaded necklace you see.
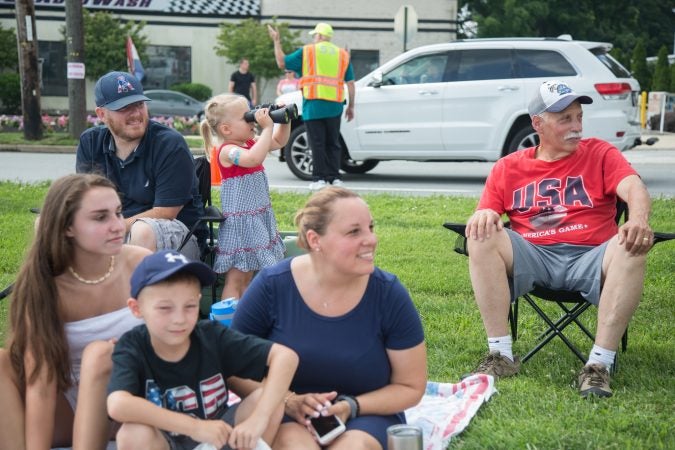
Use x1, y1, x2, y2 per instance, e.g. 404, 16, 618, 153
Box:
68, 256, 116, 285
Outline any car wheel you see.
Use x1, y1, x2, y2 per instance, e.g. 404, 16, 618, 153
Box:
284, 124, 313, 181
506, 125, 539, 154
340, 154, 379, 174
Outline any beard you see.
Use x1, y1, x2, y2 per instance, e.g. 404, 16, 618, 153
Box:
104, 110, 149, 144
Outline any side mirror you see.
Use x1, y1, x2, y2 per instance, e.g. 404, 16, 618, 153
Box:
370, 70, 383, 88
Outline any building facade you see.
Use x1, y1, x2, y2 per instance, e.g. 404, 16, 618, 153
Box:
0, 0, 457, 112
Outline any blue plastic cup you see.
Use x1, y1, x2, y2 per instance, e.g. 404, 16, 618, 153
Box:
211, 298, 238, 327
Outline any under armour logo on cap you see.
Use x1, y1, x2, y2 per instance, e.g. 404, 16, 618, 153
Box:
130, 250, 215, 298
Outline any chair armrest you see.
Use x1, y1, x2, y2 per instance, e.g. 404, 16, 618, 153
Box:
442, 222, 468, 256
202, 205, 225, 223
654, 231, 675, 245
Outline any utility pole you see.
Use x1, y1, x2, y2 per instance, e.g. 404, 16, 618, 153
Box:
15, 0, 43, 140
65, 0, 86, 138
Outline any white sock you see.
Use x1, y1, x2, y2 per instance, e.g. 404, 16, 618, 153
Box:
586, 344, 615, 370
488, 335, 514, 362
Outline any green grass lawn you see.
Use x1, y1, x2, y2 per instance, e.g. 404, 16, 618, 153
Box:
0, 131, 204, 149
1, 183, 673, 449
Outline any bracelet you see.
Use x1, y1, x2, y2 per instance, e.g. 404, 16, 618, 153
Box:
284, 391, 296, 404
336, 394, 359, 419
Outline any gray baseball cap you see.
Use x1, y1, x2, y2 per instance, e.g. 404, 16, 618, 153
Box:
528, 80, 592, 117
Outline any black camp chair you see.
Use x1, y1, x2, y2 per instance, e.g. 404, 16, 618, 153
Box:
443, 203, 675, 371
178, 155, 225, 314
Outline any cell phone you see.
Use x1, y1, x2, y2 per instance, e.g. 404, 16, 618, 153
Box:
310, 414, 346, 445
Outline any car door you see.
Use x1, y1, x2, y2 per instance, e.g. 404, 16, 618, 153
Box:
166, 92, 193, 116
441, 47, 525, 160
350, 52, 450, 157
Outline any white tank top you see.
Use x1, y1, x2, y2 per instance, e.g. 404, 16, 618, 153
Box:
65, 307, 143, 382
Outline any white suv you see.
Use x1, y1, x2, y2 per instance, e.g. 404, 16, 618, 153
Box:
277, 36, 641, 180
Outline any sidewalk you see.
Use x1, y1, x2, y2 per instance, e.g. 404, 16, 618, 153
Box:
0, 143, 206, 155
634, 130, 675, 150
0, 131, 673, 154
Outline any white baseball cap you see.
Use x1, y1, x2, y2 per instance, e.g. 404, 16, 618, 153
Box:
528, 80, 593, 117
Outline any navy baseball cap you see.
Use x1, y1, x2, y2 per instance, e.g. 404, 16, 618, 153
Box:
528, 80, 593, 117
94, 71, 150, 111
130, 250, 216, 298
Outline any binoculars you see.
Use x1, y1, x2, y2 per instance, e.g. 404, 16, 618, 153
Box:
244, 103, 298, 124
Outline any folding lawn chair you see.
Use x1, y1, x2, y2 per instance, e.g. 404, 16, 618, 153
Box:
443, 202, 675, 371
177, 155, 226, 315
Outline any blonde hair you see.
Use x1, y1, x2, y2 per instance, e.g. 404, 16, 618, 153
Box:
199, 93, 249, 161
294, 187, 360, 249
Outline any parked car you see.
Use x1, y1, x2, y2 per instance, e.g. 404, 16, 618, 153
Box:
144, 89, 205, 119
276, 36, 642, 180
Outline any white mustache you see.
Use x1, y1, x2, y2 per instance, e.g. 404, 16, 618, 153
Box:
564, 132, 583, 140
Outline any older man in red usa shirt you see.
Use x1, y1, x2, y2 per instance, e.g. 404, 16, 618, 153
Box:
464, 80, 652, 398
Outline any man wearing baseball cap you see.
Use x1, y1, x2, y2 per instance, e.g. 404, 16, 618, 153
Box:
268, 22, 355, 191
463, 80, 653, 398
76, 71, 205, 261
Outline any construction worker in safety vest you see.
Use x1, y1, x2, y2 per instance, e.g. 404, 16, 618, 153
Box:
269, 22, 356, 191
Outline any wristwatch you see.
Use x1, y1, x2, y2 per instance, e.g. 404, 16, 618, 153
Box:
336, 394, 360, 419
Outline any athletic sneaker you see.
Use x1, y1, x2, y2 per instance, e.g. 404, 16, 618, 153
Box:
331, 179, 345, 187
578, 363, 613, 398
308, 180, 328, 191
472, 351, 520, 378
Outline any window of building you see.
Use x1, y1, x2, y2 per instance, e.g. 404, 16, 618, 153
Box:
143, 45, 192, 89
349, 50, 379, 80
38, 41, 67, 97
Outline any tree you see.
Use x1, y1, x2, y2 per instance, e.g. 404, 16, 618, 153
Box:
0, 23, 20, 114
16, 0, 42, 140
631, 37, 650, 92
61, 10, 147, 81
670, 64, 675, 93
651, 45, 671, 92
0, 23, 18, 70
214, 18, 301, 97
460, 0, 667, 64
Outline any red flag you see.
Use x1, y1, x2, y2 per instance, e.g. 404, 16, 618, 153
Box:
126, 36, 145, 81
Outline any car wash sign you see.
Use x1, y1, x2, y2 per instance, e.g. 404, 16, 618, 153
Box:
7, 0, 173, 11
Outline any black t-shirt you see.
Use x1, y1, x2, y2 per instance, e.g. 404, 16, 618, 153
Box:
108, 320, 272, 420
230, 71, 255, 100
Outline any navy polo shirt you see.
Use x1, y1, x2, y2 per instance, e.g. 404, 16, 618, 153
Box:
76, 121, 205, 241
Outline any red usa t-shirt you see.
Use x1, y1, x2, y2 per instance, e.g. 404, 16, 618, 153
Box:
478, 138, 638, 246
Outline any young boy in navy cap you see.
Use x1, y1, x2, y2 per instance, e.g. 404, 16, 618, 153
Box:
107, 250, 298, 449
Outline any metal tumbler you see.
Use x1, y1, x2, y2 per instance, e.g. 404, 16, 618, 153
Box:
387, 424, 423, 450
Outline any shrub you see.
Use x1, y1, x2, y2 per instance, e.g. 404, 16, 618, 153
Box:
0, 73, 21, 114
170, 83, 212, 102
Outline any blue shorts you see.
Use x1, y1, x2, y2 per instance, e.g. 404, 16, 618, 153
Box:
282, 412, 403, 449
507, 229, 609, 305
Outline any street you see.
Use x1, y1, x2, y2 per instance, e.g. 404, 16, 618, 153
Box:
1, 145, 674, 198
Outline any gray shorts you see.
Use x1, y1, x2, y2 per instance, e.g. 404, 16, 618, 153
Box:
129, 218, 200, 261
162, 403, 239, 450
507, 229, 609, 305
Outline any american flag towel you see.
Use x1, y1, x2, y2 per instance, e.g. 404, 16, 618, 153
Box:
405, 374, 496, 450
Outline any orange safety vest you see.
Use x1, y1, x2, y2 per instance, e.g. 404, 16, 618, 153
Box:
299, 41, 350, 102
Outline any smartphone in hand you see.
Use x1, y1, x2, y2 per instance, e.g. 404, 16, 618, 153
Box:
310, 414, 346, 445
